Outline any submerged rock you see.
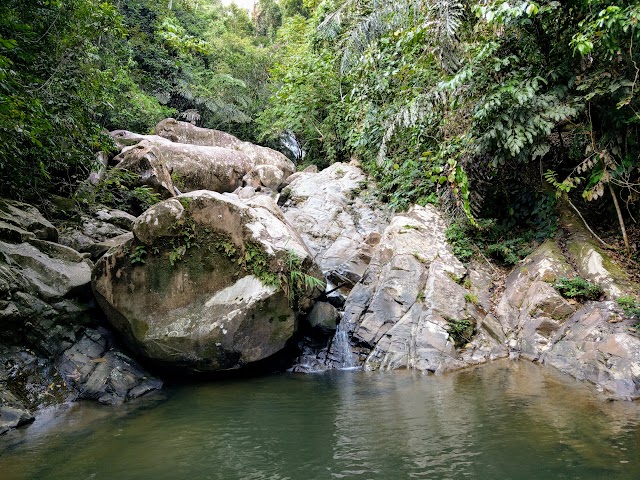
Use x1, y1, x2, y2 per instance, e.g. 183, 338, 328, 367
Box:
92, 190, 324, 373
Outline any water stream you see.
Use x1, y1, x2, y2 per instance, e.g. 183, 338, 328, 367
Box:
1, 360, 640, 479
331, 317, 356, 370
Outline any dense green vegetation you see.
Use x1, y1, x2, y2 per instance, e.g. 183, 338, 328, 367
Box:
260, 0, 640, 258
552, 276, 604, 301
1, 0, 639, 259
0, 0, 273, 199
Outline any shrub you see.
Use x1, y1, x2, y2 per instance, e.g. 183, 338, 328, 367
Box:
446, 318, 475, 349
552, 277, 603, 302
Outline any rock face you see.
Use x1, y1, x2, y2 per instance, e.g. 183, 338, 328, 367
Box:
155, 118, 295, 178
112, 141, 177, 199
496, 223, 640, 399
280, 162, 389, 292
0, 200, 161, 434
58, 208, 134, 261
333, 205, 506, 372
113, 139, 252, 194
92, 190, 324, 373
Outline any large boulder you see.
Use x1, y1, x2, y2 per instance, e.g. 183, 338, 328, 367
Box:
92, 190, 324, 373
155, 118, 295, 178
495, 232, 640, 399
356, 206, 504, 371
113, 139, 250, 194
110, 124, 295, 193
315, 205, 506, 372
112, 141, 177, 199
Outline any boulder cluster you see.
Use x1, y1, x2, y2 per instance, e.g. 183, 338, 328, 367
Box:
3, 118, 640, 435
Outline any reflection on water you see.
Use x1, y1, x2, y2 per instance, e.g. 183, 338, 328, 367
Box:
1, 360, 640, 479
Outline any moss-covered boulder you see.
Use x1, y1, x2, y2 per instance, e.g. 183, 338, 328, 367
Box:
92, 190, 324, 373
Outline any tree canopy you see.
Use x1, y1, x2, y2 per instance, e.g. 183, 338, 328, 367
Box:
1, 0, 639, 259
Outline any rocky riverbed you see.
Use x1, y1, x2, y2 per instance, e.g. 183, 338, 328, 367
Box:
2, 119, 640, 435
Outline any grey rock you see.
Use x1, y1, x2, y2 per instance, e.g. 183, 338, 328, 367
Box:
154, 118, 295, 178
112, 141, 177, 198
0, 240, 92, 301
561, 208, 638, 299
95, 209, 137, 230
281, 162, 389, 289
0, 390, 34, 435
0, 199, 57, 242
334, 205, 505, 372
494, 235, 640, 399
92, 190, 324, 372
57, 329, 162, 405
58, 214, 130, 260
307, 302, 339, 332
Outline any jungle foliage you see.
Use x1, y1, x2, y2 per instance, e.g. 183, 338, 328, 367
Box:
259, 0, 640, 254
2, 0, 639, 257
0, 0, 276, 199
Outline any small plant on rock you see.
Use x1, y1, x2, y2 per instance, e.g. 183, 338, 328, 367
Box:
445, 223, 475, 264
552, 277, 603, 302
129, 245, 147, 265
446, 318, 475, 349
617, 296, 640, 330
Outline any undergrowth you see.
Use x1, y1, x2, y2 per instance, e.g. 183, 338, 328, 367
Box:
445, 219, 540, 266
552, 277, 603, 302
617, 296, 640, 330
446, 318, 475, 349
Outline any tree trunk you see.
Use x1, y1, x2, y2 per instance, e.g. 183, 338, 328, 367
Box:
609, 183, 631, 255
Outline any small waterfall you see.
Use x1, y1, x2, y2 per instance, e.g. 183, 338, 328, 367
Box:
331, 316, 357, 370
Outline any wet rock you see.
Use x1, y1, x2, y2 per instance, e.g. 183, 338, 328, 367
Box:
92, 190, 324, 373
57, 328, 162, 405
0, 199, 159, 435
306, 302, 339, 332
0, 389, 34, 435
495, 236, 640, 399
542, 302, 640, 400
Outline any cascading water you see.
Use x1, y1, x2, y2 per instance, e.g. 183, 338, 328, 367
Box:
330, 315, 357, 370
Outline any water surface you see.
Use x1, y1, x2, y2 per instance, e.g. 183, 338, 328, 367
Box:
1, 360, 640, 479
